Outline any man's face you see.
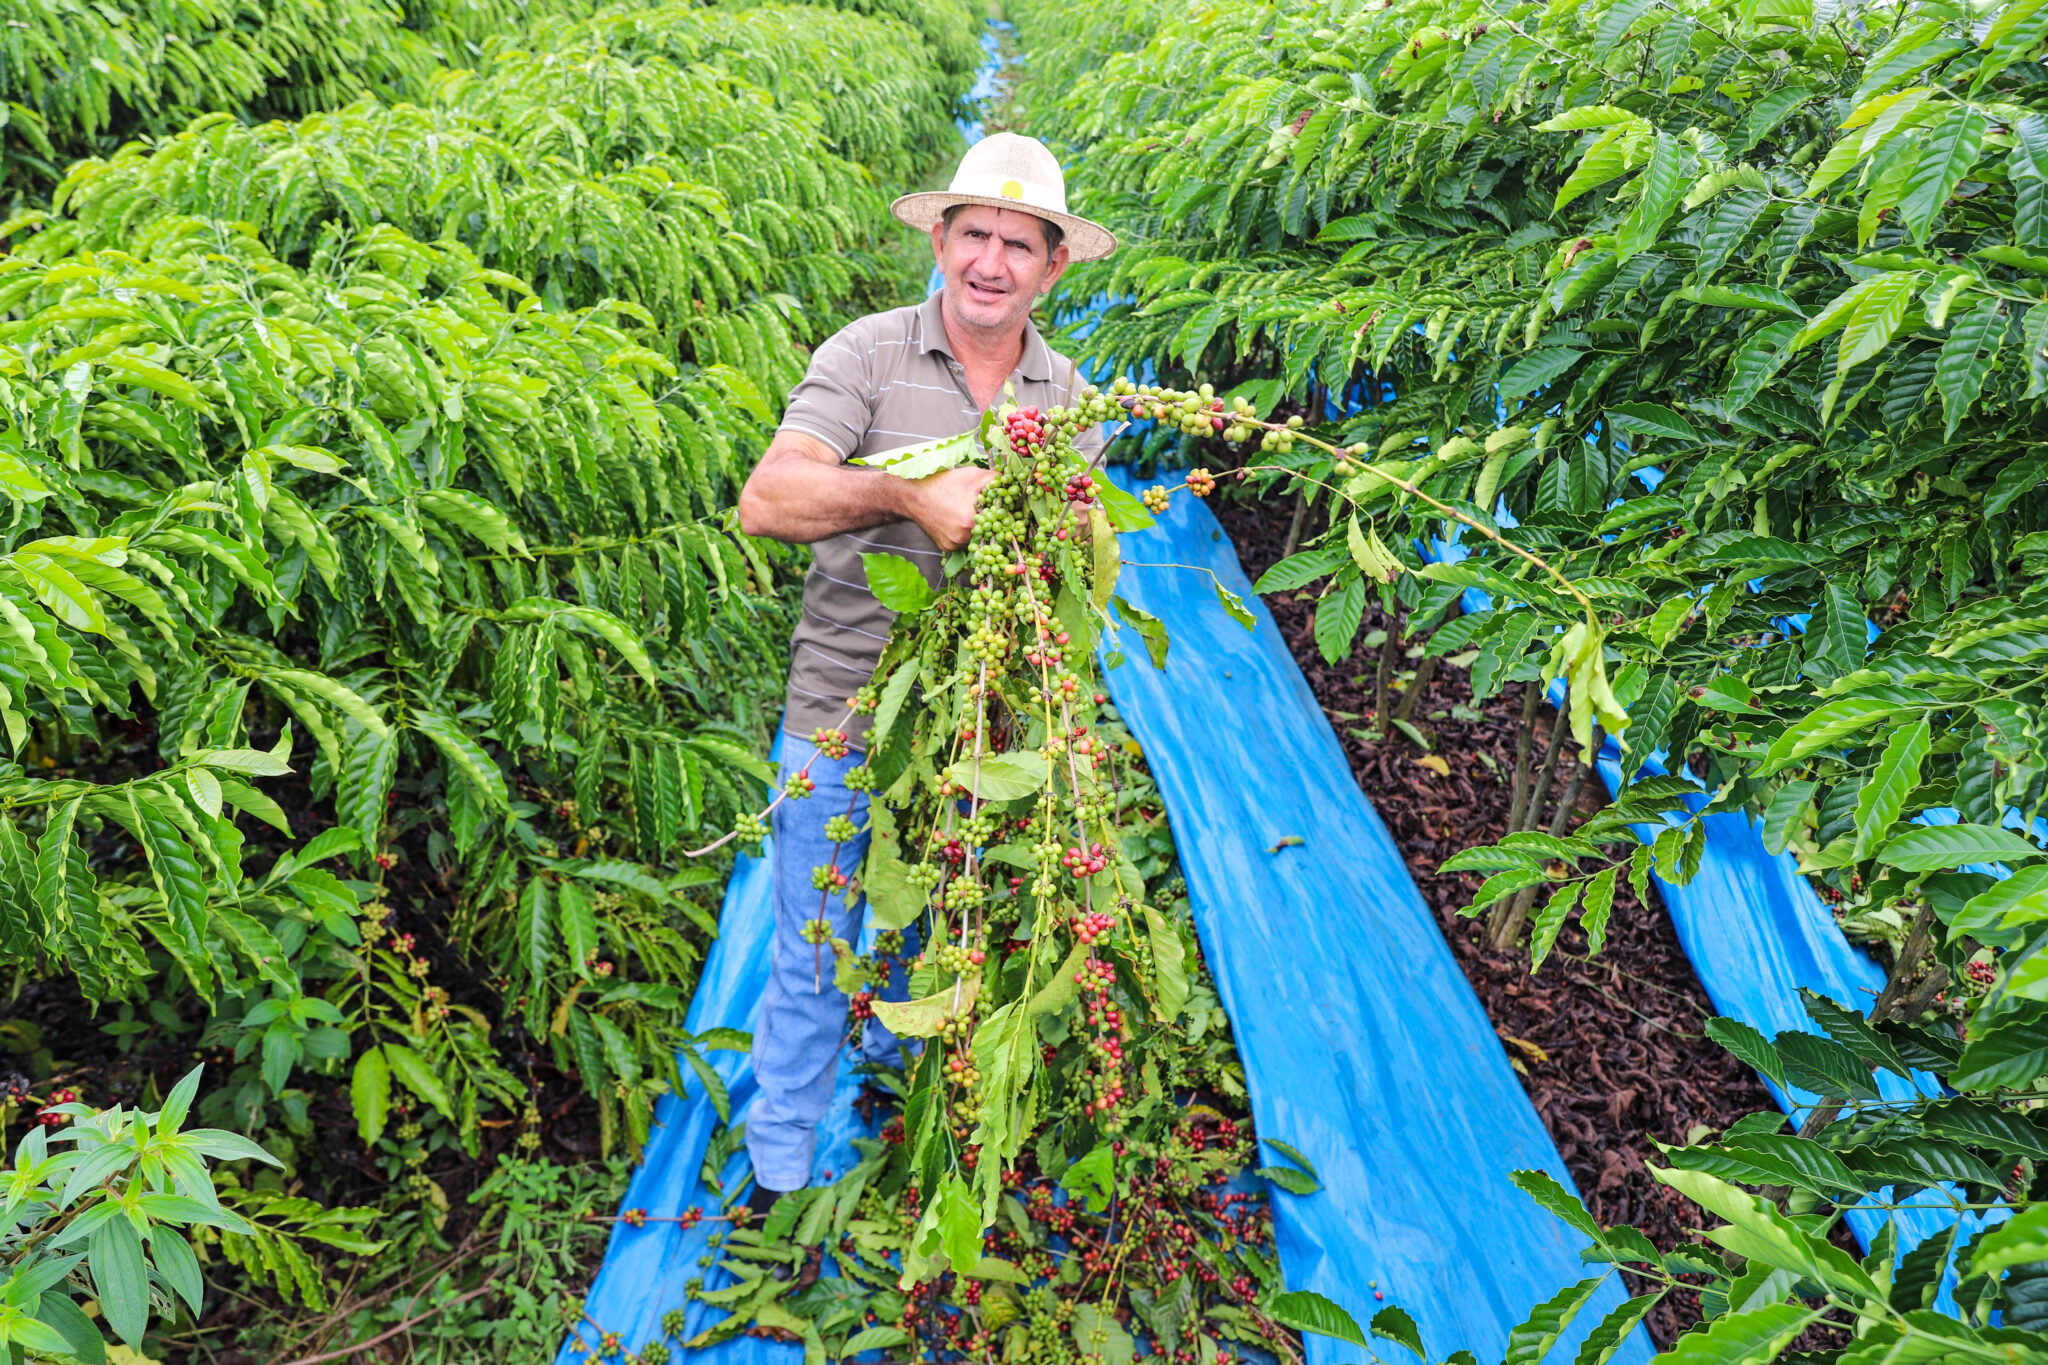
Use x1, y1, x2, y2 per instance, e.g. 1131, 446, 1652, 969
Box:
932, 205, 1070, 336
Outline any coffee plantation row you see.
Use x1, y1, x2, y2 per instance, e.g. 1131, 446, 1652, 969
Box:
1005, 0, 2048, 1362
0, 0, 987, 1356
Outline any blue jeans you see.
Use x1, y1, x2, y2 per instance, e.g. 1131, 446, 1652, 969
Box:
746, 739, 919, 1193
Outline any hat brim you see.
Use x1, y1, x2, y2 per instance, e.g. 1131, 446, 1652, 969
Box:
890, 191, 1118, 262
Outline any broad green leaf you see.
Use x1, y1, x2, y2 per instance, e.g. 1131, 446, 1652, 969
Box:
1215, 581, 1257, 628
1653, 1165, 1882, 1299
411, 708, 509, 812
1094, 477, 1156, 532
88, 1216, 148, 1346
1616, 133, 1686, 262
262, 668, 388, 738
961, 750, 1047, 802
1553, 130, 1639, 212
557, 877, 599, 973
1791, 271, 1913, 356
2016, 115, 2048, 247
840, 1326, 910, 1357
1704, 1017, 1788, 1088
558, 606, 657, 686
859, 552, 936, 616
1500, 348, 1585, 398
1144, 905, 1190, 1019
1952, 1003, 2048, 1090
855, 431, 980, 479
1529, 882, 1582, 974
1835, 270, 1920, 381
381, 1041, 454, 1120
1113, 595, 1172, 669
1972, 1203, 2048, 1279
1681, 284, 1804, 316
1314, 574, 1367, 664
1807, 580, 1867, 679
1901, 105, 1987, 243
1755, 688, 1930, 775
1509, 1168, 1604, 1243
1371, 1304, 1426, 1360
1936, 297, 2004, 436
1505, 1276, 1605, 1365
1877, 823, 2045, 871
1655, 1303, 1814, 1365
870, 975, 979, 1038
1061, 1144, 1116, 1213
351, 1048, 391, 1146
1852, 715, 1929, 858
1955, 866, 2048, 935
1267, 1291, 1367, 1347
1800, 990, 1912, 1079
1581, 867, 1619, 955
129, 790, 211, 996
1606, 402, 1699, 443
1574, 1294, 1660, 1365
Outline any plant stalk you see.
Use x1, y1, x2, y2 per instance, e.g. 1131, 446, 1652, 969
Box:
1492, 726, 1600, 952
1391, 654, 1438, 723
1506, 682, 1542, 832
1797, 902, 1940, 1140
1372, 609, 1402, 737
1521, 705, 1573, 837
1281, 489, 1310, 559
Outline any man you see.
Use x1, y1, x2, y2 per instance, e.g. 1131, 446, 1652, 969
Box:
734, 132, 1117, 1213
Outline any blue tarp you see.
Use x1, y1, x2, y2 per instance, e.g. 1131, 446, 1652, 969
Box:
1096, 474, 1649, 1365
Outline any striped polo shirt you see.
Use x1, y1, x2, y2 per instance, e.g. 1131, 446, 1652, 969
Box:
775, 288, 1097, 748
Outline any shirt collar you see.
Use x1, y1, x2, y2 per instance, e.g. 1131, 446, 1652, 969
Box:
918, 287, 1055, 384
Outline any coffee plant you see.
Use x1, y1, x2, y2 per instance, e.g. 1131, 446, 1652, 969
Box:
0, 0, 437, 205
1002, 0, 2048, 1362
598, 388, 1359, 1365
644, 719, 1303, 1365
0, 0, 978, 1349
0, 1065, 383, 1359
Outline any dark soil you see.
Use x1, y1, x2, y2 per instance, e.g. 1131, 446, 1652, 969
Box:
1213, 493, 1781, 1346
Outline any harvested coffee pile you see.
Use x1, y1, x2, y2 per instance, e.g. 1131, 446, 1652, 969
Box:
1213, 494, 1780, 1345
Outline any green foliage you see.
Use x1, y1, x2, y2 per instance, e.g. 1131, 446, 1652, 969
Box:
569, 2, 969, 184
0, 0, 1091, 1353
0, 0, 439, 204
1018, 0, 2048, 1131
1012, 2, 2048, 1363
1483, 992, 2048, 1365
674, 665, 1291, 1362
0, 0, 973, 1195
0, 219, 788, 1156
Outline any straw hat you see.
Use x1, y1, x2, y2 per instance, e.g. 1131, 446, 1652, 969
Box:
890, 132, 1117, 262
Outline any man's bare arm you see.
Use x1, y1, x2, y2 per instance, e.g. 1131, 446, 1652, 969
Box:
737, 429, 994, 551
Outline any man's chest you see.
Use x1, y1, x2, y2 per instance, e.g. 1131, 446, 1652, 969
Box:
852, 354, 1062, 458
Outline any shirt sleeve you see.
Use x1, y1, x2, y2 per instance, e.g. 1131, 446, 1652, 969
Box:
777, 322, 874, 460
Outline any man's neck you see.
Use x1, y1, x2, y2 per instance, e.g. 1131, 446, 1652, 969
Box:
940, 292, 1029, 409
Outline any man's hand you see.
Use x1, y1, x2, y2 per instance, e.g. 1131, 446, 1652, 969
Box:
905, 466, 997, 552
